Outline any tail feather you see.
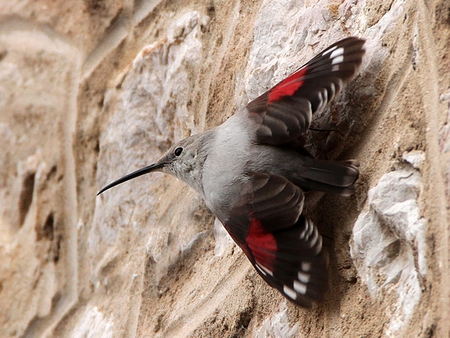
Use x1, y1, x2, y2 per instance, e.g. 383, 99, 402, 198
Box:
292, 159, 359, 196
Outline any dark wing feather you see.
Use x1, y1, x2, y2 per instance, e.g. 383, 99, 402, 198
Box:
246, 37, 365, 145
218, 173, 328, 307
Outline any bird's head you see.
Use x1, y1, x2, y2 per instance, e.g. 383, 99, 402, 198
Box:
97, 132, 213, 196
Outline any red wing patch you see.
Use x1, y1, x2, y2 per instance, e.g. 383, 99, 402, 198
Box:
246, 217, 277, 272
246, 37, 365, 145
267, 67, 307, 103
216, 173, 328, 307
243, 215, 329, 307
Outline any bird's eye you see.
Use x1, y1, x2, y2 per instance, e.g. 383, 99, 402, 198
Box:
174, 147, 183, 156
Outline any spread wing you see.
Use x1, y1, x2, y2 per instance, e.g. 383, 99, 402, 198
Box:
216, 173, 328, 307
245, 37, 365, 145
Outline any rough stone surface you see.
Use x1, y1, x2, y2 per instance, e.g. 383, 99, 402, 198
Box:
351, 151, 427, 336
255, 302, 298, 338
0, 0, 449, 337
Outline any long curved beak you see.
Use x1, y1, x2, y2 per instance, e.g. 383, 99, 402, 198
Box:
97, 163, 164, 195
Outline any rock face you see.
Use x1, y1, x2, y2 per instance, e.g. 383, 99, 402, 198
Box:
0, 0, 449, 337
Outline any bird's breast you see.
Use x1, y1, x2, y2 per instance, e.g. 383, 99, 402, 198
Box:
201, 116, 254, 216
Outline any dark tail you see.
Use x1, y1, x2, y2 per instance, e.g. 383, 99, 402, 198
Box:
291, 159, 359, 196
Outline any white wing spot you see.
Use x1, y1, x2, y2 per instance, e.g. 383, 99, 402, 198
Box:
257, 262, 274, 276
283, 285, 297, 300
307, 228, 319, 248
255, 264, 266, 276
330, 47, 344, 59
323, 45, 337, 56
302, 261, 312, 272
298, 271, 310, 283
294, 280, 307, 295
332, 65, 340, 72
332, 55, 344, 65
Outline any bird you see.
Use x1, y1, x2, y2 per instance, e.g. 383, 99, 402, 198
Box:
98, 37, 365, 308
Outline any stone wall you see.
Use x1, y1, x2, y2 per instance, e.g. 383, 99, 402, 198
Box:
0, 0, 449, 337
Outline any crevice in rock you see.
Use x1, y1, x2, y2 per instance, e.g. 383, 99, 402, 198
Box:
18, 171, 35, 227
